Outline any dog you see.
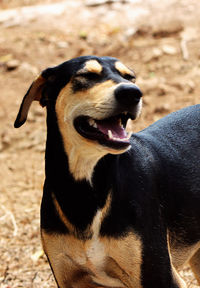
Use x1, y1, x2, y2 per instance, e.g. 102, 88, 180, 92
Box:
14, 56, 200, 288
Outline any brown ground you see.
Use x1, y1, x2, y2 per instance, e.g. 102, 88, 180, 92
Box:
0, 0, 200, 287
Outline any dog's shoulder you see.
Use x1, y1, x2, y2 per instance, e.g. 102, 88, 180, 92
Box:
141, 104, 200, 137
134, 105, 200, 155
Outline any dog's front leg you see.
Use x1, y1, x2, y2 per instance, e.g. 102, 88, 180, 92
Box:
171, 265, 187, 288
41, 230, 102, 288
140, 230, 186, 288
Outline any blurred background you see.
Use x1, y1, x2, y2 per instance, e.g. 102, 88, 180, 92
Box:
0, 0, 200, 287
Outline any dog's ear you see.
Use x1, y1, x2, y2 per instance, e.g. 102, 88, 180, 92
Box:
14, 63, 61, 128
14, 74, 47, 128
14, 61, 72, 128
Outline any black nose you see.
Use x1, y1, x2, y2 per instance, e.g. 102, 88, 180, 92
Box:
115, 84, 142, 107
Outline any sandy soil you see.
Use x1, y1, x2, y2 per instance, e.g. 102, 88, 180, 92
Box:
0, 0, 200, 287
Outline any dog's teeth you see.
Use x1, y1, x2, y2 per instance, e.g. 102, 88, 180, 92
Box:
88, 119, 97, 128
89, 119, 95, 126
119, 119, 123, 128
108, 129, 131, 142
108, 130, 113, 139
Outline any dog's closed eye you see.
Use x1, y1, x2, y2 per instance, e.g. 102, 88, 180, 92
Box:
75, 72, 101, 81
122, 73, 136, 82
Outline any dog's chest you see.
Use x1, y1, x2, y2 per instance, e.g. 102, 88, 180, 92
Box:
42, 208, 142, 288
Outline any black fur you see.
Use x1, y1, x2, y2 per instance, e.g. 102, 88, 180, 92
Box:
43, 101, 200, 287
15, 56, 200, 288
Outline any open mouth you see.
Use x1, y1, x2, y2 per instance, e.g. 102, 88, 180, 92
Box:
74, 113, 134, 149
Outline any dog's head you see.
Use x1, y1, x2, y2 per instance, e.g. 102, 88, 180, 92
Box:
15, 56, 142, 181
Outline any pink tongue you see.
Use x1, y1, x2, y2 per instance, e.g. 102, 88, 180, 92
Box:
96, 118, 127, 139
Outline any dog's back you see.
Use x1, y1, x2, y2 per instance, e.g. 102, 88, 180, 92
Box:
131, 104, 200, 239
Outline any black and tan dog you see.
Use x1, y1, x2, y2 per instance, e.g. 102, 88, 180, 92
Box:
14, 56, 200, 288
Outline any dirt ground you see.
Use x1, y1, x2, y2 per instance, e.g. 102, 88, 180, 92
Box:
0, 0, 200, 287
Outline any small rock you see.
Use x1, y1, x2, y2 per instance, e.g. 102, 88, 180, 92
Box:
152, 21, 183, 38
171, 81, 184, 91
18, 62, 39, 76
187, 80, 195, 93
6, 59, 20, 71
79, 30, 88, 40
162, 45, 177, 55
153, 48, 163, 58
1, 131, 11, 150
0, 54, 13, 63
57, 41, 69, 48
27, 111, 36, 123
33, 109, 44, 117
125, 28, 137, 38
154, 104, 170, 114
35, 144, 45, 153
137, 77, 166, 95
156, 84, 169, 96
135, 25, 152, 37
144, 48, 163, 63
181, 27, 198, 41
31, 249, 44, 262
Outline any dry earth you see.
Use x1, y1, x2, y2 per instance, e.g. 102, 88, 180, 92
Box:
0, 0, 200, 287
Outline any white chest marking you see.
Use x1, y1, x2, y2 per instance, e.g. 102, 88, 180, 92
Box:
42, 192, 142, 288
85, 208, 125, 287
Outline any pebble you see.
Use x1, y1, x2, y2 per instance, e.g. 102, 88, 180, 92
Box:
162, 45, 177, 55
137, 77, 166, 94
6, 59, 20, 71
154, 103, 170, 114
18, 62, 39, 76
187, 80, 195, 93
56, 41, 69, 48
144, 48, 163, 63
152, 21, 183, 38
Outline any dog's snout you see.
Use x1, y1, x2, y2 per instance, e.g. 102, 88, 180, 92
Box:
115, 84, 142, 107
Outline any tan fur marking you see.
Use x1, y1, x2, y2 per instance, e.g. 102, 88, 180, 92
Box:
168, 233, 200, 287
42, 230, 142, 288
167, 233, 188, 287
189, 247, 200, 284
90, 192, 111, 237
85, 60, 103, 74
115, 61, 135, 78
52, 191, 111, 239
168, 232, 200, 270
171, 242, 200, 269
171, 266, 187, 288
85, 193, 111, 269
52, 193, 84, 237
42, 192, 142, 288
101, 234, 142, 288
41, 232, 89, 287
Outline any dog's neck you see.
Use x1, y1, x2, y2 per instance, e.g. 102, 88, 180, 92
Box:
44, 108, 115, 231
66, 146, 106, 184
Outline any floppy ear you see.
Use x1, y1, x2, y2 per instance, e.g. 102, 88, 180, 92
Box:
14, 74, 47, 128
